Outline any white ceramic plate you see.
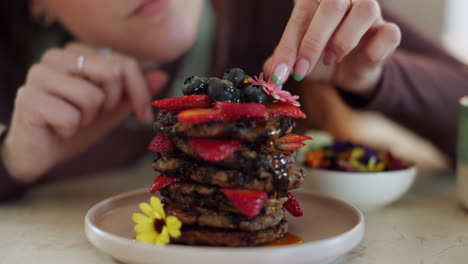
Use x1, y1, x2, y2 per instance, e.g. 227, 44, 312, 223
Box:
85, 189, 364, 264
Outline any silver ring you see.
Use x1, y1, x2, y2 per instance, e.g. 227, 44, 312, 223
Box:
76, 55, 85, 72
98, 48, 113, 59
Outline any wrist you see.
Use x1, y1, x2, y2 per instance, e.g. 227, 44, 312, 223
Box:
0, 129, 39, 184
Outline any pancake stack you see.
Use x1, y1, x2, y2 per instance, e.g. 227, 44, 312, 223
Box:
148, 68, 309, 246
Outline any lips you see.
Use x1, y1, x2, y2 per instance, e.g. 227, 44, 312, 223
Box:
132, 0, 170, 17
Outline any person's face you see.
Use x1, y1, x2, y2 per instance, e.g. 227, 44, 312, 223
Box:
42, 0, 205, 62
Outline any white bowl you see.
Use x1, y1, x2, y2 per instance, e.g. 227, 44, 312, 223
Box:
300, 166, 417, 211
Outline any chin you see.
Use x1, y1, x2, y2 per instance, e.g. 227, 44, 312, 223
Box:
121, 1, 203, 63
136, 22, 200, 63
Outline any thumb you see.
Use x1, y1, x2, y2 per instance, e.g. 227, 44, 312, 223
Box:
145, 70, 169, 98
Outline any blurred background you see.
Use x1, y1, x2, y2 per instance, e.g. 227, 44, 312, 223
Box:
303, 0, 468, 172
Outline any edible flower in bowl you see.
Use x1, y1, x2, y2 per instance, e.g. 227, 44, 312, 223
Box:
300, 137, 417, 211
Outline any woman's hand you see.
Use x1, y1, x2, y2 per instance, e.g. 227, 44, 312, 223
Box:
264, 0, 401, 97
1, 43, 168, 183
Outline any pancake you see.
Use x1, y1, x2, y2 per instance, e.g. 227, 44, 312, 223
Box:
153, 110, 295, 142
171, 136, 297, 169
163, 200, 285, 231
160, 182, 288, 214
153, 155, 304, 191
173, 220, 288, 247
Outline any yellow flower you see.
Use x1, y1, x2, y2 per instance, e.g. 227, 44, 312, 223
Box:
132, 196, 182, 245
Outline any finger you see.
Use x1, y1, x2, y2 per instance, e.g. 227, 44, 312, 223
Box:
18, 88, 82, 139
361, 22, 401, 65
295, 0, 351, 78
326, 0, 380, 63
41, 48, 123, 111
262, 57, 274, 77
26, 64, 105, 126
268, 0, 319, 85
118, 55, 154, 123
145, 70, 169, 97
64, 42, 96, 55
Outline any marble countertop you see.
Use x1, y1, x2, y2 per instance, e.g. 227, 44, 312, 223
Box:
1, 158, 467, 264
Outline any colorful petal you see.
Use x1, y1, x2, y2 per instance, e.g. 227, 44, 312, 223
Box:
134, 222, 155, 233
135, 231, 157, 243
139, 202, 153, 217
132, 213, 152, 224
155, 227, 170, 245
150, 196, 166, 219
166, 216, 182, 238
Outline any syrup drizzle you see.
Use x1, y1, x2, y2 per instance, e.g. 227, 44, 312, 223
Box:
262, 232, 303, 247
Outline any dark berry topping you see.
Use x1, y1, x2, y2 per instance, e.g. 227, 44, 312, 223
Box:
183, 76, 207, 95
243, 84, 272, 103
207, 78, 241, 102
223, 68, 246, 89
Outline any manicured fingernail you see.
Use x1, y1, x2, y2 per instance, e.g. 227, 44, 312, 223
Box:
293, 58, 310, 81
323, 50, 337, 66
272, 63, 289, 86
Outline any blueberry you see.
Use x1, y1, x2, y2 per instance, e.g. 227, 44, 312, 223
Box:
223, 68, 246, 89
183, 76, 207, 95
207, 78, 240, 102
243, 84, 271, 103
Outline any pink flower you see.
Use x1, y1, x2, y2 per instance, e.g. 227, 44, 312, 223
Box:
249, 73, 300, 107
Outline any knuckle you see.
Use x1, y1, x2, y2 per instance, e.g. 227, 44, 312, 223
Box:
277, 44, 297, 60
61, 111, 80, 137
331, 39, 354, 57
301, 38, 323, 55
384, 23, 402, 47
105, 62, 123, 81
64, 42, 81, 51
357, 0, 380, 19
41, 48, 62, 63
123, 57, 139, 72
26, 64, 45, 83
14, 87, 29, 106
322, 0, 348, 13
85, 89, 105, 109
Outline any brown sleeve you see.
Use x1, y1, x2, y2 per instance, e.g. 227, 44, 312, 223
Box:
367, 51, 467, 164
339, 7, 467, 165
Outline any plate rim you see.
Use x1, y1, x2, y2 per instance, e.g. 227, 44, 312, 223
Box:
85, 188, 365, 256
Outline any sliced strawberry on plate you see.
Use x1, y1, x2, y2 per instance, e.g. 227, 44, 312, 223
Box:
188, 138, 242, 162
266, 102, 306, 119
283, 191, 303, 217
274, 134, 312, 144
151, 95, 212, 111
220, 188, 268, 218
177, 108, 222, 124
147, 133, 175, 152
214, 102, 266, 120
150, 175, 181, 194
277, 142, 306, 151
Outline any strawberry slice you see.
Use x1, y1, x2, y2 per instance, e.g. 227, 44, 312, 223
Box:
178, 102, 266, 124
220, 189, 268, 218
188, 138, 242, 162
277, 143, 306, 151
151, 95, 212, 111
177, 108, 223, 124
214, 102, 266, 120
266, 102, 306, 119
147, 133, 175, 152
283, 191, 303, 217
275, 134, 312, 144
150, 175, 181, 194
